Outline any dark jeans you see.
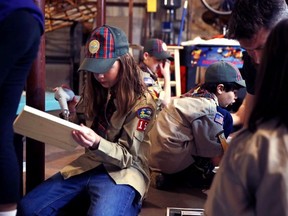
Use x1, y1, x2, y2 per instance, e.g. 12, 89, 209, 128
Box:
17, 166, 142, 216
0, 9, 41, 204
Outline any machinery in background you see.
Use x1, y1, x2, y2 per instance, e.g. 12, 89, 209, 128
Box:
161, 0, 182, 44
201, 0, 235, 35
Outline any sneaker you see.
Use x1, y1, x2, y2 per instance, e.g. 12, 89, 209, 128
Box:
184, 164, 215, 189
150, 171, 173, 190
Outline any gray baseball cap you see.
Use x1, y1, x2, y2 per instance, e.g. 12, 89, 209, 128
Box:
143, 38, 174, 61
205, 61, 246, 87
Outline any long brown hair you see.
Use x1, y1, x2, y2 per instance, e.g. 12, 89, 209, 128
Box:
248, 18, 288, 132
78, 53, 145, 119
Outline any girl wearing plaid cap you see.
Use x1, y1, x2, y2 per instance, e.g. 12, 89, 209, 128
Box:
18, 25, 157, 216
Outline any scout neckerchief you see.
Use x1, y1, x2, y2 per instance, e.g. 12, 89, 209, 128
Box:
91, 89, 116, 139
183, 85, 219, 105
139, 61, 158, 81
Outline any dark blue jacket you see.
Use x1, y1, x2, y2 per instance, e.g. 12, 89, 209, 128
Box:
0, 0, 44, 34
216, 106, 233, 138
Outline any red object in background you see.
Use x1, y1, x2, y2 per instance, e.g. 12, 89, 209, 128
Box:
156, 59, 175, 78
180, 66, 186, 94
156, 63, 187, 94
212, 34, 225, 38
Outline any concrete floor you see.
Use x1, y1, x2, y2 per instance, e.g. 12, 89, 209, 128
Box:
23, 144, 207, 216
141, 186, 206, 216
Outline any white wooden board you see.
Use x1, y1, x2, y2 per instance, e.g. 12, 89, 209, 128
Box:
13, 105, 83, 150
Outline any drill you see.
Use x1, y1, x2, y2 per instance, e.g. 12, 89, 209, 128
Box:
54, 86, 76, 120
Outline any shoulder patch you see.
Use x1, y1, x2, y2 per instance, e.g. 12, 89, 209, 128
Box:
144, 77, 155, 86
137, 119, 149, 132
136, 107, 153, 132
214, 112, 224, 125
137, 107, 153, 120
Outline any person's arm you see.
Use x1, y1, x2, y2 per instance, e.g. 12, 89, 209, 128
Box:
216, 106, 233, 138
231, 93, 254, 127
190, 102, 225, 158
158, 60, 171, 106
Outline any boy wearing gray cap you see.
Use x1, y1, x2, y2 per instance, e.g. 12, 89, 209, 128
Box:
139, 38, 174, 108
149, 60, 246, 190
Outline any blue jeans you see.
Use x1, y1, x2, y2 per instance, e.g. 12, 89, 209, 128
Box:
0, 9, 41, 204
17, 166, 142, 216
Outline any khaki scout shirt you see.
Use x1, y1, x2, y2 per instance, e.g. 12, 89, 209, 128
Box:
61, 92, 157, 199
141, 66, 165, 109
149, 96, 224, 174
205, 119, 288, 216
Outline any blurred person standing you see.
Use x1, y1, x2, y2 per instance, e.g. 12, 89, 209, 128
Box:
0, 1, 44, 216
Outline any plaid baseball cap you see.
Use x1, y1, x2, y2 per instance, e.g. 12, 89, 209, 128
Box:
78, 25, 129, 73
143, 39, 174, 61
205, 61, 246, 87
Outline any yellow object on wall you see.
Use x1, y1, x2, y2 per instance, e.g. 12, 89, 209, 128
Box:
147, 0, 157, 12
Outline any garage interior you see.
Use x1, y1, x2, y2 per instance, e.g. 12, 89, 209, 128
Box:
19, 0, 237, 215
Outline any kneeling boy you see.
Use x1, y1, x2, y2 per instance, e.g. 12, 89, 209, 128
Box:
149, 61, 245, 189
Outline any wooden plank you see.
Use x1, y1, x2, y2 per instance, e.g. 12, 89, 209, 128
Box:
13, 105, 85, 151
25, 0, 46, 192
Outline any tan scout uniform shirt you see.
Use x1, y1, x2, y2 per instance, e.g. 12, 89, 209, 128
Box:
61, 92, 157, 199
140, 63, 165, 110
149, 96, 224, 174
205, 119, 288, 216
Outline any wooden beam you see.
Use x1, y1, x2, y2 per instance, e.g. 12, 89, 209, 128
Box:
128, 0, 133, 43
25, 0, 46, 192
97, 0, 106, 26
106, 2, 145, 7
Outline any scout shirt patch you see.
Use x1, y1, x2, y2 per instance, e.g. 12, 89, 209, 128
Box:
214, 112, 224, 125
136, 107, 153, 131
144, 77, 155, 87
